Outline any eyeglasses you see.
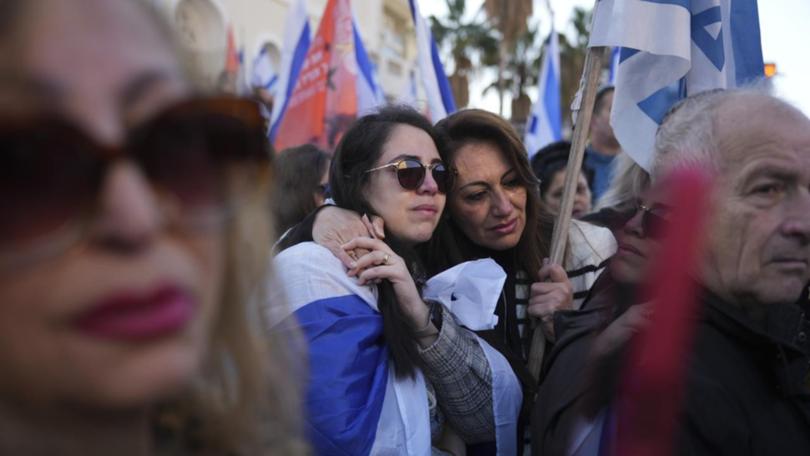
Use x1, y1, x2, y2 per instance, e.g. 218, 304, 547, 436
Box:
365, 158, 451, 193
634, 201, 671, 239
1, 96, 270, 266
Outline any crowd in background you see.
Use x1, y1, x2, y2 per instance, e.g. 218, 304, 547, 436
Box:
2, 1, 809, 455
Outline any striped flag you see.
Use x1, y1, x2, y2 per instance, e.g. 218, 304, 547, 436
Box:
353, 20, 386, 116
589, 0, 764, 171
525, 28, 562, 159
272, 0, 385, 152
270, 245, 522, 455
408, 0, 456, 122
268, 0, 312, 143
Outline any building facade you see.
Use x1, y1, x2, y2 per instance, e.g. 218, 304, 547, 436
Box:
152, 0, 418, 101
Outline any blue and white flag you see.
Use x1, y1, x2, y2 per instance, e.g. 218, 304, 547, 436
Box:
269, 0, 312, 143
354, 20, 387, 115
589, 0, 764, 171
397, 68, 420, 109
607, 46, 621, 84
525, 28, 562, 159
408, 0, 456, 122
269, 243, 521, 455
250, 46, 279, 95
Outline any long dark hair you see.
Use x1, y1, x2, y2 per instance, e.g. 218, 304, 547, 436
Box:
271, 144, 330, 235
429, 109, 553, 280
330, 105, 446, 378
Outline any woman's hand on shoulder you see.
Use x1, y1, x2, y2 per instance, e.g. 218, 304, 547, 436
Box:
528, 259, 574, 340
341, 236, 429, 329
313, 207, 385, 268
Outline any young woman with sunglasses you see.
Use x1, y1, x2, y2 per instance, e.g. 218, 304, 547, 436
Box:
271, 106, 522, 454
0, 0, 303, 454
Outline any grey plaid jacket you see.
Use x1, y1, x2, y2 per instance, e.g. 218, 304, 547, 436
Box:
420, 305, 496, 444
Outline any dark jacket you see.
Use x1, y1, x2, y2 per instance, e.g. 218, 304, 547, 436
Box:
530, 268, 632, 456
531, 278, 810, 456
674, 292, 810, 455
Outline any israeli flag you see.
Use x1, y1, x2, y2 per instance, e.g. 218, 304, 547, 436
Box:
354, 20, 387, 115
250, 46, 279, 95
269, 0, 312, 143
408, 0, 457, 121
589, 0, 764, 171
525, 28, 562, 159
269, 243, 521, 455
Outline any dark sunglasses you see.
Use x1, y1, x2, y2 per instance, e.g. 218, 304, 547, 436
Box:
365, 158, 451, 193
634, 201, 671, 239
1, 96, 270, 264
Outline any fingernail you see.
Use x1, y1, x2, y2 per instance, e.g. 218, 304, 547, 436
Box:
349, 261, 357, 269
543, 257, 550, 266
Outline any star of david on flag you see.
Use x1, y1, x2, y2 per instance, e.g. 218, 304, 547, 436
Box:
589, 0, 764, 171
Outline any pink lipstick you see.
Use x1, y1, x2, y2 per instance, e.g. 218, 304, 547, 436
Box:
75, 285, 196, 341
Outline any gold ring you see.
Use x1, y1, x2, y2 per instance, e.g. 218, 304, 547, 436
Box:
383, 253, 390, 265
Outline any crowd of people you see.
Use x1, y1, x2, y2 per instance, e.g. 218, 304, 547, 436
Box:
2, 0, 809, 455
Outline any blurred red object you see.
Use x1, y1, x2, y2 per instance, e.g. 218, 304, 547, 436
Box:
611, 167, 713, 456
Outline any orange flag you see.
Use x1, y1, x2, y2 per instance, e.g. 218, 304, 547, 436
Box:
225, 25, 240, 75
274, 0, 358, 152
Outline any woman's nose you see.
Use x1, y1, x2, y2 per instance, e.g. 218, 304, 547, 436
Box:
623, 207, 645, 238
417, 167, 439, 195
491, 189, 513, 217
89, 161, 163, 254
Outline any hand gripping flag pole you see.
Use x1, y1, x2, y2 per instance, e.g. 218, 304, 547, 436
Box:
526, 39, 609, 382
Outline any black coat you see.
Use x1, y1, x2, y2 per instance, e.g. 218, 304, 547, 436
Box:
531, 278, 810, 456
674, 292, 810, 455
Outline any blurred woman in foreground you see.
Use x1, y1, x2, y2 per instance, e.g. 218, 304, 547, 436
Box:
0, 0, 303, 453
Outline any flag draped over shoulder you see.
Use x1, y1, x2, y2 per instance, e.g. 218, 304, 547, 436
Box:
272, 0, 384, 152
589, 0, 764, 171
269, 0, 312, 143
525, 28, 562, 159
408, 0, 456, 122
269, 243, 522, 455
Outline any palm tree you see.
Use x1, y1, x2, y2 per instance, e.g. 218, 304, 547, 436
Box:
430, 0, 498, 108
483, 0, 533, 115
482, 25, 541, 123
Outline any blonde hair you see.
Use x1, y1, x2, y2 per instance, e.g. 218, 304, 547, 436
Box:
594, 152, 650, 210
137, 5, 307, 455
158, 165, 307, 454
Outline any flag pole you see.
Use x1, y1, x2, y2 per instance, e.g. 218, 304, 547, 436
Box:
527, 43, 609, 381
